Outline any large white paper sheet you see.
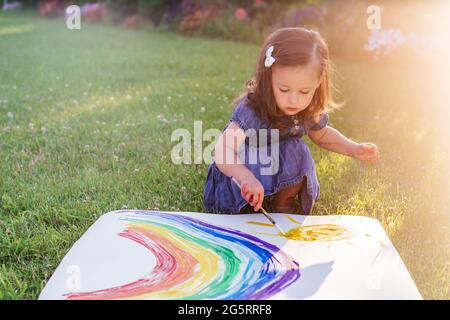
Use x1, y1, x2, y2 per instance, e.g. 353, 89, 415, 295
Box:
39, 210, 422, 300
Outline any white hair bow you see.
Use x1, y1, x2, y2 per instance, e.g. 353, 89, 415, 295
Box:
264, 45, 275, 68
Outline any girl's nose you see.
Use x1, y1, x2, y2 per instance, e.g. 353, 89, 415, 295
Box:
288, 94, 299, 104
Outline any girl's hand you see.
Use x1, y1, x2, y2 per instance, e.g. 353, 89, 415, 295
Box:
352, 142, 380, 163
240, 175, 265, 212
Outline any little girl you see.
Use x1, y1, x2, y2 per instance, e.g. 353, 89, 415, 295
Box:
203, 27, 379, 215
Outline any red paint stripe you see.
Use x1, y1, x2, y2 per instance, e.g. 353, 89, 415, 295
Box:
65, 226, 198, 299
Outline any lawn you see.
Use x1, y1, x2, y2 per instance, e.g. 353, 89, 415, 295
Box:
0, 11, 448, 299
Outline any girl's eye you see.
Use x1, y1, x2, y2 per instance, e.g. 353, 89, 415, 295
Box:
279, 88, 310, 94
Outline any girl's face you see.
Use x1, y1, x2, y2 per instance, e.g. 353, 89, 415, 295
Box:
271, 62, 322, 116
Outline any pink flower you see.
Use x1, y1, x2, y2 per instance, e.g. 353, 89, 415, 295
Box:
254, 0, 265, 7
234, 8, 248, 21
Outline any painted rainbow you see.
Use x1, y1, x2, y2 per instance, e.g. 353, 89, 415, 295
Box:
64, 211, 301, 300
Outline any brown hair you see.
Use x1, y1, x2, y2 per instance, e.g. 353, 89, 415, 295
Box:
233, 27, 338, 129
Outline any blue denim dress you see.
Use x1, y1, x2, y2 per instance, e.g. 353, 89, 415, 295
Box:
203, 97, 328, 215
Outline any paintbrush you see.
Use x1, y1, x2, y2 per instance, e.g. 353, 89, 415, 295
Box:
231, 176, 286, 235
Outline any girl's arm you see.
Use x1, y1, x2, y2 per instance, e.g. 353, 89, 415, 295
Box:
213, 122, 254, 182
308, 123, 380, 163
213, 121, 265, 211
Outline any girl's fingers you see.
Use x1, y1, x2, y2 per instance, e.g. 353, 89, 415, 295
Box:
252, 189, 261, 211
361, 143, 376, 153
357, 153, 378, 162
258, 192, 263, 211
246, 190, 255, 204
249, 193, 256, 206
255, 192, 263, 212
366, 155, 380, 163
364, 155, 377, 160
243, 189, 250, 202
253, 195, 259, 211
242, 183, 265, 208
360, 147, 378, 159
362, 142, 378, 157
363, 147, 375, 155
251, 193, 260, 210
253, 190, 262, 207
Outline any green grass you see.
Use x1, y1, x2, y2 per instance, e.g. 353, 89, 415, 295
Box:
0, 11, 449, 299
